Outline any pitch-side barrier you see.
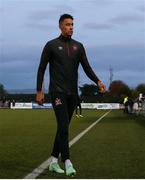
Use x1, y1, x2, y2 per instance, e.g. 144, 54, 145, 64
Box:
10, 102, 122, 110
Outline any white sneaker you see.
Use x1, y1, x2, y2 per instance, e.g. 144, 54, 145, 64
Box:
79, 115, 83, 117
49, 162, 64, 174
66, 164, 76, 176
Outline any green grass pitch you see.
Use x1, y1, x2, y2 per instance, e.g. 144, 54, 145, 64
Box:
0, 109, 145, 178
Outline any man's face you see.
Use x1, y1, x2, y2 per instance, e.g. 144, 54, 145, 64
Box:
59, 18, 73, 37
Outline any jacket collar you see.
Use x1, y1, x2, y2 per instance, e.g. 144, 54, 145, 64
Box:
59, 34, 71, 42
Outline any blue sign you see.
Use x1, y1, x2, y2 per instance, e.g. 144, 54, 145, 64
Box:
32, 103, 52, 109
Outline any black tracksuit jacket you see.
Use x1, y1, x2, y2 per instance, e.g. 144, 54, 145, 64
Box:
37, 35, 99, 95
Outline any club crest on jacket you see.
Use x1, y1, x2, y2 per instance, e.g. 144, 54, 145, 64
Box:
55, 98, 62, 106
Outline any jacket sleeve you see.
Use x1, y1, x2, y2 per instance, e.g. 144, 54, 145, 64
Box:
79, 43, 100, 84
36, 43, 51, 91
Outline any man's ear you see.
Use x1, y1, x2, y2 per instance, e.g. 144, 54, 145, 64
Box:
59, 22, 62, 30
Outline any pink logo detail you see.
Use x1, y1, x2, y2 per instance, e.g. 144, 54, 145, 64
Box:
55, 98, 62, 106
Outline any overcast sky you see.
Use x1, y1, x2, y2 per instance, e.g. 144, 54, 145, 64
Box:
0, 0, 145, 90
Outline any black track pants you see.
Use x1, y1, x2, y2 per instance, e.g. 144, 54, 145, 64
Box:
50, 93, 77, 162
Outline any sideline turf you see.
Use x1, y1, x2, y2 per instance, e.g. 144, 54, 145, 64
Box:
39, 111, 145, 179
0, 109, 145, 178
0, 109, 103, 178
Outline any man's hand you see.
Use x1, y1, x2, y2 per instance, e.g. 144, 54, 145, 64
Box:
36, 91, 44, 105
97, 80, 106, 94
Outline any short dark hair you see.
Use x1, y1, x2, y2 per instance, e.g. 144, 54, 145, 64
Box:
59, 14, 73, 24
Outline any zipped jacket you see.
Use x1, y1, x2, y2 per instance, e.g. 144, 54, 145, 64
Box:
37, 35, 99, 94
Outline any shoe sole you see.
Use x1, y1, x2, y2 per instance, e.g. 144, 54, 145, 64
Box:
66, 171, 76, 177
49, 167, 64, 174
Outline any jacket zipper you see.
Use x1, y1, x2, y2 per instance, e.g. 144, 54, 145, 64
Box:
66, 42, 70, 57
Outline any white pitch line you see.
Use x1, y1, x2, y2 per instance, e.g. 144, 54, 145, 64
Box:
69, 110, 111, 147
24, 110, 111, 179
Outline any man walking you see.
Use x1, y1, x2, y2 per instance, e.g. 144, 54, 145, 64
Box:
76, 96, 83, 118
36, 14, 105, 176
